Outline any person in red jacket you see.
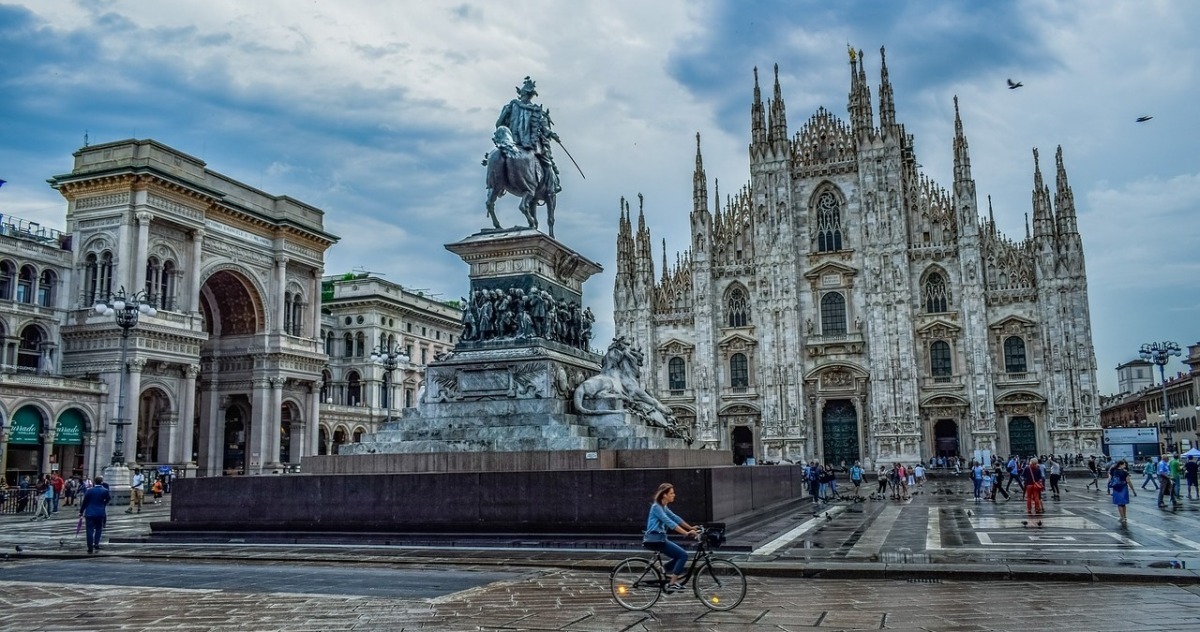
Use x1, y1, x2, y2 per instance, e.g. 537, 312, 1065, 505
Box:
50, 472, 65, 513
1024, 457, 1046, 514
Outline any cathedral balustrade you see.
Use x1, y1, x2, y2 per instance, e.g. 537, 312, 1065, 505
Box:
995, 371, 1039, 386
920, 375, 964, 390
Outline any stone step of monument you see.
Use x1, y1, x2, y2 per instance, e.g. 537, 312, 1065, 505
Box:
597, 436, 691, 450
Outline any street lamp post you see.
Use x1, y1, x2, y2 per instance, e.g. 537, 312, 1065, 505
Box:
1140, 341, 1182, 454
370, 343, 409, 423
94, 288, 157, 472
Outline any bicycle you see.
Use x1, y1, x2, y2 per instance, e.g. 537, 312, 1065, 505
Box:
609, 524, 747, 611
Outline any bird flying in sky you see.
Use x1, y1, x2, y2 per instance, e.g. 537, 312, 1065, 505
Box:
1007, 79, 1023, 89
1136, 115, 1153, 122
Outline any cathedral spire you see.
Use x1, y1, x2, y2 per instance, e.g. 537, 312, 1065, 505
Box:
661, 238, 669, 283
750, 66, 767, 151
1031, 148, 1055, 241
952, 96, 973, 184
988, 195, 996, 236
1054, 145, 1078, 236
693, 132, 708, 215
768, 63, 789, 145
878, 46, 896, 129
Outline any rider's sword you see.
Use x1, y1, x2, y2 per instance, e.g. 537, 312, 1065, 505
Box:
555, 139, 586, 180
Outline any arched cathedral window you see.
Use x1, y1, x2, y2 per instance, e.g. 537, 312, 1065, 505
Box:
668, 357, 687, 390
930, 340, 952, 378
1004, 336, 1027, 373
820, 292, 847, 336
924, 272, 949, 313
726, 287, 750, 328
815, 191, 843, 252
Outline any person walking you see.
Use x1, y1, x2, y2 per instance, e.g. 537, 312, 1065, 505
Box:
1157, 454, 1172, 508
78, 475, 112, 554
991, 461, 1010, 501
849, 461, 864, 499
1085, 456, 1100, 491
1142, 458, 1160, 490
1169, 453, 1184, 507
125, 469, 145, 514
1110, 460, 1132, 524
971, 461, 984, 502
50, 472, 64, 514
1048, 457, 1063, 501
1024, 457, 1046, 514
1186, 456, 1199, 500
31, 475, 53, 521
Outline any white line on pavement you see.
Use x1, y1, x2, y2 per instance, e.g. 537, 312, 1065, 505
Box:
751, 505, 846, 557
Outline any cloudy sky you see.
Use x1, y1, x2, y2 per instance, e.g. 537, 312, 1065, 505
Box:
2, 1, 1197, 394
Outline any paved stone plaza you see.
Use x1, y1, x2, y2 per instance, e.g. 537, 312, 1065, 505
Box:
5, 473, 1200, 630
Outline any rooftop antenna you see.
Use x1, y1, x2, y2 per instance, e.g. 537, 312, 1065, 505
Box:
352, 266, 383, 276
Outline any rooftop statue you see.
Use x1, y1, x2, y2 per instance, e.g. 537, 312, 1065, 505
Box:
484, 77, 579, 238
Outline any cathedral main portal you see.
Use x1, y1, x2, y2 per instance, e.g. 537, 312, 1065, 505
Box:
822, 399, 860, 466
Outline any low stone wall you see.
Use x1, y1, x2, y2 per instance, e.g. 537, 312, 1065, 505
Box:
301, 448, 733, 474
159, 464, 806, 535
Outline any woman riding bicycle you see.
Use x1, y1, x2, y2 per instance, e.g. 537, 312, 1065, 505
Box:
643, 483, 698, 592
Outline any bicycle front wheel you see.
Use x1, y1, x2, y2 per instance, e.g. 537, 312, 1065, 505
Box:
693, 558, 746, 611
610, 557, 662, 610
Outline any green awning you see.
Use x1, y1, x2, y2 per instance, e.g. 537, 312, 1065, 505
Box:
54, 409, 86, 445
8, 407, 43, 445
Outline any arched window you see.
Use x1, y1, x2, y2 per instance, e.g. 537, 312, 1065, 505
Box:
0, 260, 15, 300
83, 253, 99, 304
730, 353, 749, 389
1004, 336, 1027, 373
145, 256, 161, 301
726, 286, 750, 327
343, 333, 354, 357
820, 292, 847, 336
815, 191, 843, 252
320, 369, 333, 403
159, 260, 176, 310
17, 325, 44, 371
355, 332, 366, 357
37, 270, 55, 307
17, 265, 35, 303
290, 294, 304, 336
930, 341, 952, 377
347, 371, 362, 406
924, 271, 949, 313
99, 251, 114, 297
283, 292, 296, 336
323, 330, 334, 356
668, 357, 687, 390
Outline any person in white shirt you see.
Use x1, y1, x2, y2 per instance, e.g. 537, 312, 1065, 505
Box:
125, 470, 145, 514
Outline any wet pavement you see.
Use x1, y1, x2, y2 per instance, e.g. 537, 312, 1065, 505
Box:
6, 477, 1200, 629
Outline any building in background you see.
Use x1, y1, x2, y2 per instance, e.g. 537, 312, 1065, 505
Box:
317, 273, 462, 454
615, 49, 1101, 467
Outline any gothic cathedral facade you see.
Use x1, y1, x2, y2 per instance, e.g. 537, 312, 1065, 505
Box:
613, 50, 1101, 468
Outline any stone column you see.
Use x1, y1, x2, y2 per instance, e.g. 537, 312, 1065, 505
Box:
274, 257, 288, 334
248, 377, 271, 474
267, 377, 285, 471
197, 387, 220, 477
310, 268, 323, 338
157, 412, 179, 465
308, 381, 322, 460
178, 365, 200, 472
190, 228, 205, 312
126, 358, 145, 464
134, 211, 153, 292
41, 423, 55, 476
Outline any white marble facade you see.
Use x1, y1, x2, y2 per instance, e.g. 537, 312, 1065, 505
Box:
614, 52, 1101, 468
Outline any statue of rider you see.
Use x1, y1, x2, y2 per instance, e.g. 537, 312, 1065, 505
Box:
496, 76, 561, 193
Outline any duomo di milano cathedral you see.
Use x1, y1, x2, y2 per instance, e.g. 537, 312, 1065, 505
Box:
615, 49, 1101, 467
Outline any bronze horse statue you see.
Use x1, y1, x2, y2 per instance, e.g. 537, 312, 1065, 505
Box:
484, 126, 556, 237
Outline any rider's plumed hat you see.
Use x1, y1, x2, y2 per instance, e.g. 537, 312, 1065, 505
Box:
516, 76, 538, 97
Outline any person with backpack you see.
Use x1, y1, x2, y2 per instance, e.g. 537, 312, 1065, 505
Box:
849, 461, 864, 499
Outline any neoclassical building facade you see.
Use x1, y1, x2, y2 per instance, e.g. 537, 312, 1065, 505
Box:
614, 50, 1101, 467
2, 138, 338, 480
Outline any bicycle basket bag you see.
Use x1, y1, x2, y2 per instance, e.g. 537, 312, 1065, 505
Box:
705, 523, 727, 548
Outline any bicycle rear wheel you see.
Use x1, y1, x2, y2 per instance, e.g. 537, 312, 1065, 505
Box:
693, 558, 746, 611
610, 557, 662, 610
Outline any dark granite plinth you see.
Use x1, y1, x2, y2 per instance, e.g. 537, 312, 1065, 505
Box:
303, 448, 733, 474
157, 464, 806, 535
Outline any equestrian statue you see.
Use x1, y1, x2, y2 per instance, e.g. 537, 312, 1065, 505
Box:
484, 76, 582, 238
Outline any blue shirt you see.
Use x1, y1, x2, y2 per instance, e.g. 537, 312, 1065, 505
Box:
645, 503, 684, 534
79, 485, 111, 518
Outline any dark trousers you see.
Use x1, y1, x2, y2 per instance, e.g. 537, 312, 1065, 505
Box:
644, 540, 688, 577
1049, 473, 1061, 497
85, 516, 105, 551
